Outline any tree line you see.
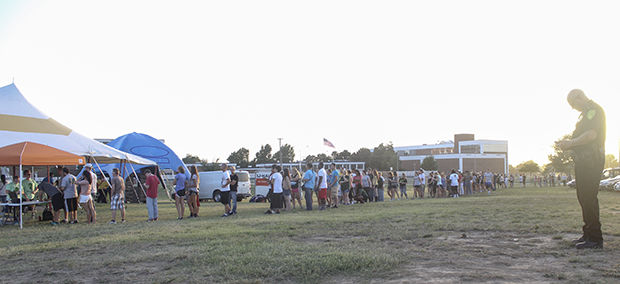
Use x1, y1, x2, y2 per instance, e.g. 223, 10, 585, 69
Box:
183, 143, 399, 170
182, 134, 620, 174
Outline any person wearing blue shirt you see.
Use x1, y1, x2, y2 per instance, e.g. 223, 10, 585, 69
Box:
302, 162, 315, 211
173, 166, 187, 220
328, 163, 340, 208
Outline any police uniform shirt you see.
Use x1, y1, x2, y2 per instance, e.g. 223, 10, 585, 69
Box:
572, 100, 606, 161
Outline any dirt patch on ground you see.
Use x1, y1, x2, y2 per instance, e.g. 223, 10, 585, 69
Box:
333, 231, 620, 283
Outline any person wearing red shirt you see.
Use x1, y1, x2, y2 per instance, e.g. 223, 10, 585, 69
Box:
144, 169, 160, 222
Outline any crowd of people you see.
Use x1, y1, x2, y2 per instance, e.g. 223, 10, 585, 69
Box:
0, 163, 161, 226
258, 162, 517, 214
1, 161, 573, 225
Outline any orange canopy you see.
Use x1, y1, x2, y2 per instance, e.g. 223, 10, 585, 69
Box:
0, 141, 86, 166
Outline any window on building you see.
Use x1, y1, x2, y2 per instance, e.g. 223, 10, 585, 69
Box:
461, 145, 481, 154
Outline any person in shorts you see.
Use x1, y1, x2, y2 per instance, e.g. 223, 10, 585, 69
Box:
187, 165, 200, 218
315, 162, 328, 210
328, 163, 340, 208
173, 166, 187, 220
109, 168, 126, 224
77, 168, 95, 224
59, 168, 78, 223
290, 168, 303, 209
399, 173, 408, 200
484, 170, 494, 194
37, 180, 63, 225
449, 169, 460, 198
220, 164, 232, 217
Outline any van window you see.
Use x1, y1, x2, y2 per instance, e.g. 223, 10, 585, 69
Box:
237, 172, 250, 182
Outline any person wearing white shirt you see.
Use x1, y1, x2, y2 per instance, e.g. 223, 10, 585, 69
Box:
220, 164, 232, 217
316, 162, 328, 210
415, 170, 426, 198
266, 165, 283, 214
449, 169, 460, 198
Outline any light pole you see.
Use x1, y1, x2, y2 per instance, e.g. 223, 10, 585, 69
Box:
278, 138, 283, 168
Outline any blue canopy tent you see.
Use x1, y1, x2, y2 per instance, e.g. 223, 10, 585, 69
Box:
95, 132, 189, 202
97, 133, 190, 200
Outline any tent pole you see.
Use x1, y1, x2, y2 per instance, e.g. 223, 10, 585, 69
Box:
123, 161, 140, 204
18, 143, 26, 230
91, 156, 112, 189
128, 163, 147, 202
157, 167, 172, 201
19, 164, 23, 229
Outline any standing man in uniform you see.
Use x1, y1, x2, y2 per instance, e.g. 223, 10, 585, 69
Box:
558, 89, 606, 249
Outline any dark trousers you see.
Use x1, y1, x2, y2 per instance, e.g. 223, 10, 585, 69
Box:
364, 188, 374, 202
575, 158, 604, 242
303, 187, 313, 210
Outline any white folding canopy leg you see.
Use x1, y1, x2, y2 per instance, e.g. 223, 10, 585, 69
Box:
157, 167, 173, 200
128, 163, 147, 201
19, 143, 25, 229
91, 156, 113, 189
19, 164, 23, 229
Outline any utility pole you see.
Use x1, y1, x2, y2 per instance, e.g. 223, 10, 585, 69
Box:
278, 138, 283, 168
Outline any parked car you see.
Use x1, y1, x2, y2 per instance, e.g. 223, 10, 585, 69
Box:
198, 170, 251, 202
567, 179, 576, 188
614, 181, 620, 192
599, 174, 620, 191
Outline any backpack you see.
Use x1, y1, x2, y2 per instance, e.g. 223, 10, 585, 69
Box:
250, 194, 267, 203
41, 208, 53, 221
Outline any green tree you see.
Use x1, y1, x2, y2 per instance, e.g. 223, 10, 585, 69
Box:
350, 148, 372, 164
605, 154, 619, 168
509, 164, 517, 174
332, 150, 352, 161
548, 134, 574, 175
369, 143, 397, 170
252, 144, 275, 165
273, 144, 295, 163
542, 163, 554, 175
421, 156, 438, 171
304, 155, 318, 163
182, 154, 202, 164
516, 160, 540, 174
316, 153, 331, 162
227, 148, 250, 168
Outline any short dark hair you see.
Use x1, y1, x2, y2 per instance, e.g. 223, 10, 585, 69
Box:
23, 170, 30, 175
113, 168, 119, 175
318, 162, 324, 168
306, 162, 313, 169
275, 166, 282, 172
62, 168, 70, 174
144, 169, 152, 174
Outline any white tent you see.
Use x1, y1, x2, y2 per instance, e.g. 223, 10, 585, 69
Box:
0, 83, 155, 165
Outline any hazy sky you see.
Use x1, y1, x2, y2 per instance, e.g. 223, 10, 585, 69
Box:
1, 0, 618, 166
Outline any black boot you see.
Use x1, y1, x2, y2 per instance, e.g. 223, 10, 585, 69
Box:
575, 241, 603, 249
571, 236, 585, 244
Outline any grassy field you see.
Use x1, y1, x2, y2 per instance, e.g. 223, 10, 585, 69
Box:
1, 186, 619, 283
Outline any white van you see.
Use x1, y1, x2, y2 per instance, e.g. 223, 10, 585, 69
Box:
198, 170, 251, 202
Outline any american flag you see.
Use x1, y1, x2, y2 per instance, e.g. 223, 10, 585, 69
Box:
323, 138, 335, 148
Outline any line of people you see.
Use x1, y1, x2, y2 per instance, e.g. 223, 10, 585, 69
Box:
259, 163, 514, 214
